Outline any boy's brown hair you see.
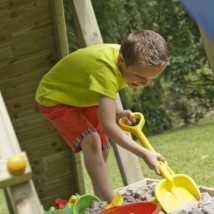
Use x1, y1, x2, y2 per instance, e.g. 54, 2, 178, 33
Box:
120, 30, 169, 67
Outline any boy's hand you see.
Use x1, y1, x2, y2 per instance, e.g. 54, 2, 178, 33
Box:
116, 110, 136, 125
143, 150, 165, 175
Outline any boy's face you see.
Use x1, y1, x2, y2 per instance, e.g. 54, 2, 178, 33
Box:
121, 61, 165, 87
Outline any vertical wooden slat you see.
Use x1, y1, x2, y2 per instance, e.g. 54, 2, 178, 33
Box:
69, 0, 103, 46
50, 0, 85, 195
51, 0, 69, 58
69, 0, 144, 185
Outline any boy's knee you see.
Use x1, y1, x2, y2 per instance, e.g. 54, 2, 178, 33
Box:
81, 132, 101, 153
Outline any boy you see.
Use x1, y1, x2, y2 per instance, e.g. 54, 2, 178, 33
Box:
36, 30, 169, 203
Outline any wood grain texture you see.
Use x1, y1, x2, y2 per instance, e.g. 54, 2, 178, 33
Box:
0, 0, 83, 211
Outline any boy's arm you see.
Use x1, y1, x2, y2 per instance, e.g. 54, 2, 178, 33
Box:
98, 94, 164, 175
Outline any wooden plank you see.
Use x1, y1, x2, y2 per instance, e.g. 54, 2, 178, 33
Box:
199, 186, 214, 196
69, 0, 144, 186
0, 91, 43, 214
199, 26, 214, 75
35, 174, 75, 199
0, 46, 12, 61
69, 0, 103, 46
0, 49, 57, 79
0, 22, 54, 51
13, 35, 55, 57
49, 0, 85, 196
31, 151, 74, 177
51, 0, 69, 58
0, 0, 51, 26
0, 1, 53, 47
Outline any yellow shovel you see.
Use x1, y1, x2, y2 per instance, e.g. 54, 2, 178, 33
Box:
118, 112, 201, 213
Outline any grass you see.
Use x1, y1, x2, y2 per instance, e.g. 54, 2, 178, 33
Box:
1, 121, 214, 212
0, 192, 8, 214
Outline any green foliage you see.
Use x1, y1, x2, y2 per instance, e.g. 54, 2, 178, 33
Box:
63, 0, 214, 134
63, 0, 84, 51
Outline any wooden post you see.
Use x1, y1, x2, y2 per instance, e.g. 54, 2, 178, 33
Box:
199, 26, 214, 75
68, 0, 144, 185
51, 0, 69, 58
0, 92, 43, 214
68, 0, 103, 46
50, 0, 85, 195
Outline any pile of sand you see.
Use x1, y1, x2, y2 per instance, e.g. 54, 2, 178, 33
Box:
80, 181, 214, 214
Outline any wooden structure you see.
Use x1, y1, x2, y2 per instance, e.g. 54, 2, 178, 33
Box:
0, 0, 85, 211
0, 91, 42, 214
0, 0, 214, 213
0, 0, 143, 212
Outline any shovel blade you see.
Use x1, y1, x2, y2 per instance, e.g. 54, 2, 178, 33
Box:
155, 174, 201, 213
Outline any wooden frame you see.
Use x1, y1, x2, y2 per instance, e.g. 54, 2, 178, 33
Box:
0, 92, 43, 214
50, 0, 85, 195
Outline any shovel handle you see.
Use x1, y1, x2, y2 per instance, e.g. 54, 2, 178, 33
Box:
118, 112, 175, 175
118, 112, 155, 151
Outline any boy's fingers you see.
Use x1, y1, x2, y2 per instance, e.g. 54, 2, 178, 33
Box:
157, 155, 165, 162
156, 168, 161, 175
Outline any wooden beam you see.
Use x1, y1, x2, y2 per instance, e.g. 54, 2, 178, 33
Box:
69, 0, 103, 46
199, 26, 214, 75
50, 0, 69, 58
0, 91, 43, 214
50, 0, 85, 195
69, 0, 144, 185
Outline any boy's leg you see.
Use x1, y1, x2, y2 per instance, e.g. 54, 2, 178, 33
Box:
92, 149, 110, 200
81, 132, 114, 203
38, 104, 114, 201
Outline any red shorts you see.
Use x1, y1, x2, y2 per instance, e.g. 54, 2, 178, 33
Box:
38, 104, 110, 153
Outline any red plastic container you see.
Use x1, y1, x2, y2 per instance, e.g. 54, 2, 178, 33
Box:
99, 202, 160, 214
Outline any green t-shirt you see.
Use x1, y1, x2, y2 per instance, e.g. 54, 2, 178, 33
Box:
35, 44, 127, 107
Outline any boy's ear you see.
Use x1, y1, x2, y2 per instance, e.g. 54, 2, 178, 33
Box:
118, 54, 124, 63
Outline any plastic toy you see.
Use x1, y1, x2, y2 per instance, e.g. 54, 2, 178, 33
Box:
73, 194, 101, 214
44, 194, 102, 214
100, 202, 160, 214
45, 202, 73, 214
54, 198, 68, 210
105, 192, 123, 209
118, 112, 201, 213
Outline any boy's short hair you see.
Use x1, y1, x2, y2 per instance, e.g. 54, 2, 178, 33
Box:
120, 30, 169, 67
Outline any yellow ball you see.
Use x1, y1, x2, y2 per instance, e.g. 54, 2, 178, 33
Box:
7, 154, 26, 175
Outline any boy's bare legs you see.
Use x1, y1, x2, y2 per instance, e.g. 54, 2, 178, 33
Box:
81, 132, 114, 203
92, 149, 110, 199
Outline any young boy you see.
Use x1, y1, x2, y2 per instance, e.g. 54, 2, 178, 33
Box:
36, 30, 169, 203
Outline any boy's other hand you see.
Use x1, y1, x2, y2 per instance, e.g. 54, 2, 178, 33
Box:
116, 110, 136, 125
143, 150, 165, 176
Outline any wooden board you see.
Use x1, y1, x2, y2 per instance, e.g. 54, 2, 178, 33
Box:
0, 0, 84, 211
